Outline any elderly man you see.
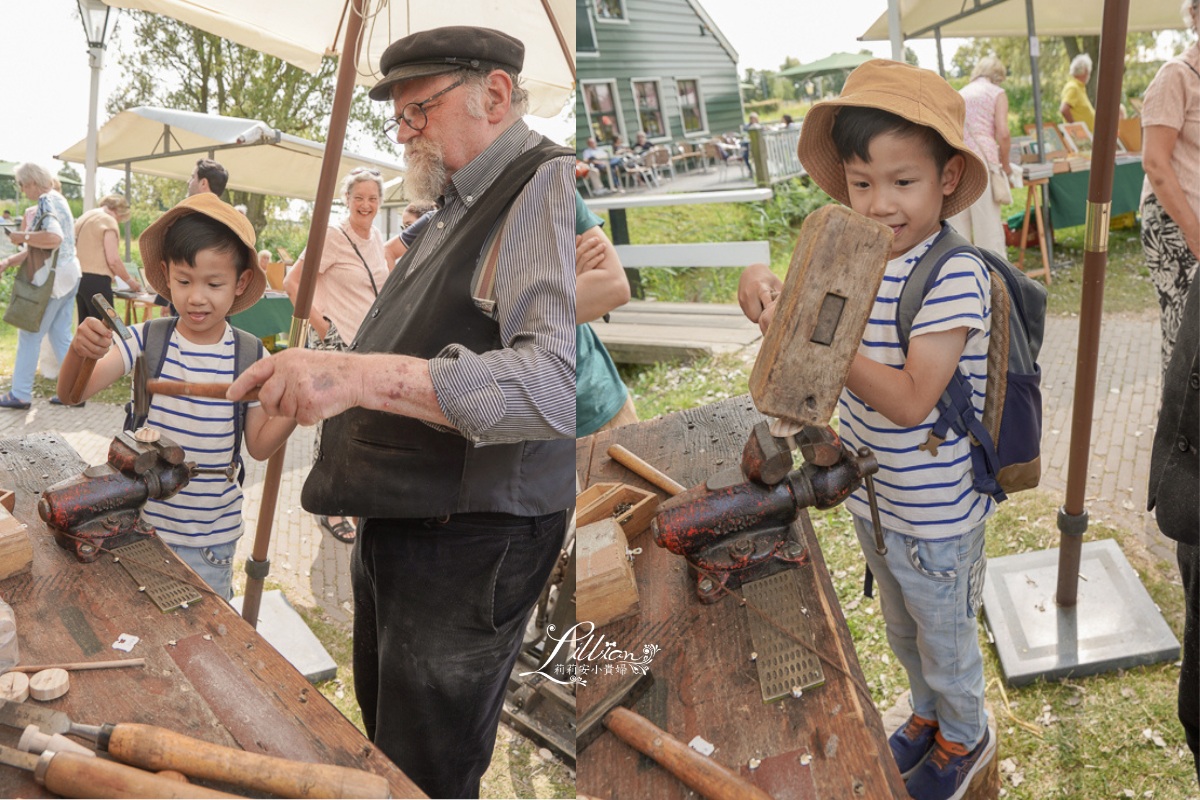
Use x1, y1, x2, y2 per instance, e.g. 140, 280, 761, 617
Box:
229, 26, 574, 799
1060, 53, 1097, 132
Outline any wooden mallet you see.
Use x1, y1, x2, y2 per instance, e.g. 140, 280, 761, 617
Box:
578, 671, 772, 800
61, 294, 131, 406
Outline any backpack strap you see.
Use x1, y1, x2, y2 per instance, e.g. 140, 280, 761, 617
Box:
228, 326, 264, 484
124, 317, 178, 432
895, 224, 971, 352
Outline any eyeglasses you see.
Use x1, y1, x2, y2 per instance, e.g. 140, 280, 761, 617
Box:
382, 78, 466, 137
350, 167, 382, 176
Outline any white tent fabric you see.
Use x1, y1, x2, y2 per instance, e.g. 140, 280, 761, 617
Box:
102, 0, 575, 118
861, 0, 1187, 39
57, 106, 404, 201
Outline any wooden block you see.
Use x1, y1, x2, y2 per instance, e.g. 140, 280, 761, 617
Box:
750, 205, 893, 426
576, 482, 658, 540
0, 506, 32, 581
577, 519, 640, 627
0, 671, 28, 702
0, 489, 13, 514
29, 668, 68, 701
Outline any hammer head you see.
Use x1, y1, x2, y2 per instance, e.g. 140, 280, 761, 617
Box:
577, 670, 654, 752
90, 293, 132, 341
131, 356, 149, 424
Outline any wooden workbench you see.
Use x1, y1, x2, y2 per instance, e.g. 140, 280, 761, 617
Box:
575, 396, 907, 800
0, 432, 424, 798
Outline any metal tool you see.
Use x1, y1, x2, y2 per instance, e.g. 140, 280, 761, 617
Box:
652, 427, 878, 603
0, 700, 391, 799
578, 672, 772, 800
131, 355, 259, 422
38, 430, 192, 562
0, 740, 237, 799
61, 293, 133, 406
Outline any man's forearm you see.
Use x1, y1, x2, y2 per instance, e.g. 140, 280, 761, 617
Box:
360, 353, 453, 429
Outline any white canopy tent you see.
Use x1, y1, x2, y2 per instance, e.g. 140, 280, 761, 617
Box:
861, 0, 1186, 40
57, 106, 404, 202
103, 0, 575, 118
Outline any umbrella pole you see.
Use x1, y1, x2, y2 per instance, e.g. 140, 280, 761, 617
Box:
1055, 0, 1130, 607
242, 0, 367, 627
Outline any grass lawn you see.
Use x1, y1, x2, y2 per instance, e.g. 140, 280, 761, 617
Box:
606, 195, 1197, 799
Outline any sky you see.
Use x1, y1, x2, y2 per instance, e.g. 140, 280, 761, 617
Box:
694, 0, 969, 75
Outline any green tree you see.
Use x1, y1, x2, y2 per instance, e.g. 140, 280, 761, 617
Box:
56, 165, 82, 202
107, 11, 385, 233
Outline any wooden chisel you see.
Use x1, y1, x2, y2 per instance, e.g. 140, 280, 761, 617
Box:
0, 742, 239, 799
0, 700, 391, 799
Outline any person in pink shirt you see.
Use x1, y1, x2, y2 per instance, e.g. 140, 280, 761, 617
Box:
283, 168, 404, 543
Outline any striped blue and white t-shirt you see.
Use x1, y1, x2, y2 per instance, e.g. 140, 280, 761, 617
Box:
115, 322, 263, 549
838, 230, 995, 538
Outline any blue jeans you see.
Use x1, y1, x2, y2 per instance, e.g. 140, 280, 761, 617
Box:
171, 540, 237, 601
12, 284, 78, 402
853, 515, 988, 748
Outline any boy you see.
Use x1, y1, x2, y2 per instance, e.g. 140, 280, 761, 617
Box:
57, 193, 296, 600
739, 60, 996, 800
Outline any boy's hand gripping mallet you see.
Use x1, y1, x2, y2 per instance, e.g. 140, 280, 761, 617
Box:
62, 294, 132, 406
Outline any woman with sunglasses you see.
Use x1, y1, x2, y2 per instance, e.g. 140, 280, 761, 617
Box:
283, 167, 404, 543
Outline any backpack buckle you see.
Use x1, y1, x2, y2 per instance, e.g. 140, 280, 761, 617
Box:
919, 433, 945, 457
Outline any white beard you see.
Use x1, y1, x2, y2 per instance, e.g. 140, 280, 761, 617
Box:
403, 139, 448, 204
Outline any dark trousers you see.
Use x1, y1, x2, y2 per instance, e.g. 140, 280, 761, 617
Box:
351, 510, 567, 799
75, 273, 112, 322
1179, 541, 1199, 782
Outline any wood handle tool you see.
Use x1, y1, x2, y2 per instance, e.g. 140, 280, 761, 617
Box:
578, 671, 771, 800
0, 700, 390, 799
607, 444, 686, 496
63, 293, 132, 405
144, 379, 260, 403
0, 744, 239, 799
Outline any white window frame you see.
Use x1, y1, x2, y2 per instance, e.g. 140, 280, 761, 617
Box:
629, 77, 670, 143
593, 0, 630, 24
675, 77, 709, 138
581, 79, 626, 145
578, 1, 599, 57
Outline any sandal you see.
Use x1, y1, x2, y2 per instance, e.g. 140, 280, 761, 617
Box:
318, 516, 356, 544
0, 393, 30, 410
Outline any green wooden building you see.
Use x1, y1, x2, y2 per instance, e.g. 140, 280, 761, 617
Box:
576, 0, 745, 151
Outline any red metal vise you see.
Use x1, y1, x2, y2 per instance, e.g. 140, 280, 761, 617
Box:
652, 438, 878, 603
38, 431, 193, 563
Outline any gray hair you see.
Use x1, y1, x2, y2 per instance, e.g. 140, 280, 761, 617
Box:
1186, 0, 1199, 32
340, 170, 384, 200
1069, 53, 1093, 78
971, 56, 1007, 84
13, 163, 54, 193
461, 68, 529, 120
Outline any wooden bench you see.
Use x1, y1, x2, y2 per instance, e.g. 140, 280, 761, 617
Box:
591, 300, 762, 364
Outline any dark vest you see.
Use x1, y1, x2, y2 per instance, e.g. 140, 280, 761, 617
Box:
301, 138, 576, 519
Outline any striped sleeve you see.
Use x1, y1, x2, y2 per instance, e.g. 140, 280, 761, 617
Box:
427, 157, 577, 443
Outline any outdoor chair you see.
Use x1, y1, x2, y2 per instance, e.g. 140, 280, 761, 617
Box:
620, 154, 659, 190
670, 142, 706, 174
703, 140, 739, 180
645, 147, 676, 183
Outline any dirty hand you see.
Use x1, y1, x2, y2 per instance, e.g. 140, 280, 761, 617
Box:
738, 263, 782, 333
575, 234, 605, 275
71, 317, 113, 360
228, 349, 362, 426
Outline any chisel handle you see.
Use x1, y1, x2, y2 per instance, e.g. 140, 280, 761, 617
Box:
607, 444, 687, 496
40, 749, 239, 799
146, 380, 259, 403
101, 723, 391, 799
603, 707, 772, 800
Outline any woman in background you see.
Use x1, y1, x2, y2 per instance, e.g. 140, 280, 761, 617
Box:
948, 56, 1012, 253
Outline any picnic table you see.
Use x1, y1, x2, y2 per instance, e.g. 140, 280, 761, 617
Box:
575, 395, 908, 799
0, 431, 424, 798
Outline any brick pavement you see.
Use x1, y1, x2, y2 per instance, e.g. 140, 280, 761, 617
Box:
0, 307, 1176, 630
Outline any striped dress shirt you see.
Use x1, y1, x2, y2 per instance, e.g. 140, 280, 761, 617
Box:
838, 232, 996, 538
399, 120, 576, 444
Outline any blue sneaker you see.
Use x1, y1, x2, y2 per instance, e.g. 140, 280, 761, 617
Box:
905, 726, 996, 800
888, 714, 939, 778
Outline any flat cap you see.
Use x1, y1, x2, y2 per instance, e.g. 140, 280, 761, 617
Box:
369, 26, 525, 101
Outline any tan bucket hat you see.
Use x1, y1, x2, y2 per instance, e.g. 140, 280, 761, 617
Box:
797, 59, 989, 220
138, 193, 264, 315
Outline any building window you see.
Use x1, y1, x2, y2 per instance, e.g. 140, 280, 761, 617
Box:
594, 0, 627, 21
676, 79, 707, 135
577, 3, 598, 54
632, 80, 667, 139
582, 81, 622, 144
